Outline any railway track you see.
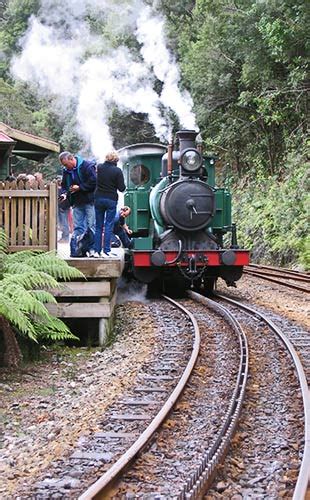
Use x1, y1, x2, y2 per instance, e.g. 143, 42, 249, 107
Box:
209, 292, 310, 500
248, 263, 309, 279
80, 295, 248, 499
15, 291, 308, 499
245, 264, 310, 293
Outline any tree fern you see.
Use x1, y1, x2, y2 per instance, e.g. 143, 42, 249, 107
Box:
0, 229, 84, 366
0, 295, 37, 341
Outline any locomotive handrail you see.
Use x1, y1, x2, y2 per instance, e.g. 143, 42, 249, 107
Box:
165, 239, 182, 265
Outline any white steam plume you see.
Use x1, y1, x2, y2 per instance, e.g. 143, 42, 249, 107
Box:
136, 6, 196, 130
11, 0, 197, 158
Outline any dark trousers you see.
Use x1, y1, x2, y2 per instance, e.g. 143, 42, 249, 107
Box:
113, 226, 133, 248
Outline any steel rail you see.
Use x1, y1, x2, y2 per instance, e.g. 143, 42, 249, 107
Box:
79, 295, 201, 500
247, 264, 310, 280
216, 292, 310, 500
246, 268, 310, 283
244, 269, 310, 293
177, 291, 249, 499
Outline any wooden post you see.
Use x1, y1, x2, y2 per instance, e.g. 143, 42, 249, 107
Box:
98, 318, 108, 347
48, 181, 57, 251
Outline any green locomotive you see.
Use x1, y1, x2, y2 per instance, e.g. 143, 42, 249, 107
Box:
119, 130, 249, 293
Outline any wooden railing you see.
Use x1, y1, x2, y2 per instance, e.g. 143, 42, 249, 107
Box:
0, 180, 57, 251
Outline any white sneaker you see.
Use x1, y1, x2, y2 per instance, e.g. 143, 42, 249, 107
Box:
87, 249, 96, 257
107, 252, 119, 259
100, 251, 118, 259
93, 252, 100, 258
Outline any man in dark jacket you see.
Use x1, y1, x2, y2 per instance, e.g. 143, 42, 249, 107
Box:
93, 151, 126, 257
59, 151, 96, 255
112, 206, 133, 249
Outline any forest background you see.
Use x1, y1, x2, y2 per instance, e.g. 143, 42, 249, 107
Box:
0, 0, 309, 269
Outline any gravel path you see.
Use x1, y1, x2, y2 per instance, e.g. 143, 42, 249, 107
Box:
0, 301, 156, 498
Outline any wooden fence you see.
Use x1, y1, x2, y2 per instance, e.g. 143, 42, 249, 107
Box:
0, 180, 57, 251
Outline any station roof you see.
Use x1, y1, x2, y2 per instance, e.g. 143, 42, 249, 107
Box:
0, 122, 60, 161
0, 131, 15, 144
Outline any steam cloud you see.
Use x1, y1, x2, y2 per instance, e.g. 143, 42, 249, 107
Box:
11, 0, 196, 158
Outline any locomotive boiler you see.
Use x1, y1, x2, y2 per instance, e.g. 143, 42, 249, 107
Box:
119, 130, 249, 293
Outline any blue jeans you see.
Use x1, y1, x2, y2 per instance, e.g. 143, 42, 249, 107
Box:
73, 204, 95, 248
94, 197, 117, 254
58, 207, 70, 239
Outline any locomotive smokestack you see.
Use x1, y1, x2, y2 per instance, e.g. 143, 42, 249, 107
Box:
176, 130, 198, 152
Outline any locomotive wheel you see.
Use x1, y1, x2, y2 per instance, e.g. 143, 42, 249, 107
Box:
162, 274, 187, 298
204, 277, 216, 295
147, 277, 163, 297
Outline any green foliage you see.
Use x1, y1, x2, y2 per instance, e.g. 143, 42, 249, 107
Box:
0, 229, 84, 342
0, 78, 34, 129
174, 0, 309, 175
0, 0, 40, 78
109, 107, 158, 149
232, 148, 309, 269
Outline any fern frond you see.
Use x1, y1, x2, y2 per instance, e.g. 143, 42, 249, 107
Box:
0, 282, 51, 320
3, 271, 59, 290
0, 297, 37, 341
6, 249, 43, 263
30, 290, 57, 304
26, 253, 84, 280
34, 317, 79, 341
0, 229, 85, 348
0, 230, 8, 253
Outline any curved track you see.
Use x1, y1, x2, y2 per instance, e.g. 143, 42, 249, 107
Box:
79, 296, 200, 498
80, 294, 250, 499
215, 292, 310, 500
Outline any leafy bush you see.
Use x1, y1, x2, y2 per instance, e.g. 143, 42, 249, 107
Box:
232, 150, 309, 269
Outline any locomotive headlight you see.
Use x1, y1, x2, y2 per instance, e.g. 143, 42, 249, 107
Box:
180, 149, 202, 173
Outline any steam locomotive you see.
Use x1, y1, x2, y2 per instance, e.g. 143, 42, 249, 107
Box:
119, 130, 249, 293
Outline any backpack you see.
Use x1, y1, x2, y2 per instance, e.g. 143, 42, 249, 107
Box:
70, 228, 94, 257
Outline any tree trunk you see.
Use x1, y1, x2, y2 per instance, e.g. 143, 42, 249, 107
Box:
0, 315, 23, 368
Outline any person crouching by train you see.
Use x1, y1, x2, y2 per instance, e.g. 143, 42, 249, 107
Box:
93, 151, 126, 258
59, 151, 96, 254
111, 206, 133, 249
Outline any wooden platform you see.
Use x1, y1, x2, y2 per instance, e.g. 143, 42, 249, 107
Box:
46, 243, 125, 345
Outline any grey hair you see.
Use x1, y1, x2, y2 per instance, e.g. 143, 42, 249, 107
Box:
59, 151, 74, 162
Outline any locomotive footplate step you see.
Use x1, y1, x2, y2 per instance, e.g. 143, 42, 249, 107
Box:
110, 413, 150, 421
